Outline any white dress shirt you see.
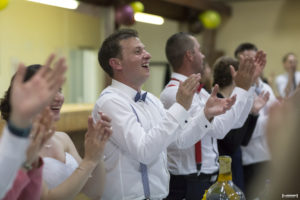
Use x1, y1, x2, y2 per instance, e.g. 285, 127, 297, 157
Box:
160, 73, 254, 175
275, 71, 300, 97
0, 126, 30, 198
92, 79, 212, 200
242, 78, 278, 165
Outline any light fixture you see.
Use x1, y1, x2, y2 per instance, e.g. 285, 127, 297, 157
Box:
134, 12, 164, 25
27, 0, 79, 10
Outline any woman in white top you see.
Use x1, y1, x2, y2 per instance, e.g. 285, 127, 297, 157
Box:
0, 55, 66, 199
0, 64, 112, 200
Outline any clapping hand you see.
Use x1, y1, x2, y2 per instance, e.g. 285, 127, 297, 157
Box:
253, 50, 267, 82
251, 91, 270, 115
176, 73, 201, 110
204, 84, 236, 121
84, 113, 112, 164
10, 54, 67, 129
24, 107, 55, 170
235, 55, 256, 90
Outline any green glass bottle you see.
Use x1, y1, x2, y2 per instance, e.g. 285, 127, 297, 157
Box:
206, 156, 246, 200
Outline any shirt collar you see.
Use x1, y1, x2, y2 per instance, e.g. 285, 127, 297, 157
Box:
111, 79, 142, 101
256, 77, 264, 88
171, 72, 188, 82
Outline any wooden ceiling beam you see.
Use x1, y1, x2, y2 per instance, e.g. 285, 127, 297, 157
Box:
78, 0, 231, 21
162, 0, 210, 10
162, 0, 231, 16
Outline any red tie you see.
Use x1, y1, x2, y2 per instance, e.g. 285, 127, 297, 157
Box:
167, 78, 203, 171
195, 84, 203, 171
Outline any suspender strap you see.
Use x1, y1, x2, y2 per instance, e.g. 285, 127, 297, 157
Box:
130, 105, 151, 198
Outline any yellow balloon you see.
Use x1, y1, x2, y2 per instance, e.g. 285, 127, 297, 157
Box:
0, 0, 9, 11
199, 10, 221, 29
130, 1, 144, 13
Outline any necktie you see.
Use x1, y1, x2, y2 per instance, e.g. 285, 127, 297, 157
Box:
168, 78, 203, 174
133, 92, 150, 198
195, 84, 203, 174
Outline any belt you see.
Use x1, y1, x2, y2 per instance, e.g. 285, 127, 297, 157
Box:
187, 171, 219, 182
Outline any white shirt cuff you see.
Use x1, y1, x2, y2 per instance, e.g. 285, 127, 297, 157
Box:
198, 107, 212, 130
168, 103, 189, 128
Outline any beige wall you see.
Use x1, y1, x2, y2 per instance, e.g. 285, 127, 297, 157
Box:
0, 0, 103, 101
216, 0, 300, 94
1, 0, 299, 99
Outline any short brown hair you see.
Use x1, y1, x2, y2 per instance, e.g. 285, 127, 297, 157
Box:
165, 32, 195, 71
213, 56, 239, 89
98, 29, 138, 78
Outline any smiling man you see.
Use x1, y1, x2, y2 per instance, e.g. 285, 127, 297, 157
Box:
92, 29, 236, 200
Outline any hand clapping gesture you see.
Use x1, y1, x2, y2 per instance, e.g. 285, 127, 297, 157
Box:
204, 84, 237, 121
176, 73, 201, 110
10, 54, 67, 128
253, 50, 267, 82
24, 107, 55, 170
234, 55, 256, 90
235, 50, 267, 91
251, 91, 270, 115
84, 113, 112, 164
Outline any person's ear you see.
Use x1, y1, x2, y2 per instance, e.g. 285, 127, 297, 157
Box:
186, 50, 194, 62
109, 58, 122, 71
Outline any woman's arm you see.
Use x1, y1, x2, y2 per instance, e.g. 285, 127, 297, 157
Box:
41, 114, 112, 200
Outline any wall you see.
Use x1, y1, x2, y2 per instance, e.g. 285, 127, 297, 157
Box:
0, 0, 103, 102
216, 0, 300, 94
2, 0, 298, 98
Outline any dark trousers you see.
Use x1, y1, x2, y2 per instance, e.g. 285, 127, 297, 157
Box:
165, 172, 218, 200
231, 148, 245, 192
243, 161, 270, 199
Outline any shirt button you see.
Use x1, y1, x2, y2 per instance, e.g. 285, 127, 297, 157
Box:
185, 120, 188, 123
205, 125, 208, 128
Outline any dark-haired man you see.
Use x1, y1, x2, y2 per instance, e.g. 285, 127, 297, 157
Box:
160, 33, 264, 199
235, 42, 277, 199
92, 29, 235, 200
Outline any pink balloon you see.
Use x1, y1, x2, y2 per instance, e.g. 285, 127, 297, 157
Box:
115, 5, 135, 26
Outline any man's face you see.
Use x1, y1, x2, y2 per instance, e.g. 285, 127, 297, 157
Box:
118, 37, 151, 87
284, 54, 298, 71
238, 50, 256, 60
190, 36, 205, 74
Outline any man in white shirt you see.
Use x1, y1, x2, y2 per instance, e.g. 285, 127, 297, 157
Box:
92, 29, 236, 200
0, 54, 67, 198
234, 43, 278, 199
275, 53, 300, 98
160, 33, 265, 199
